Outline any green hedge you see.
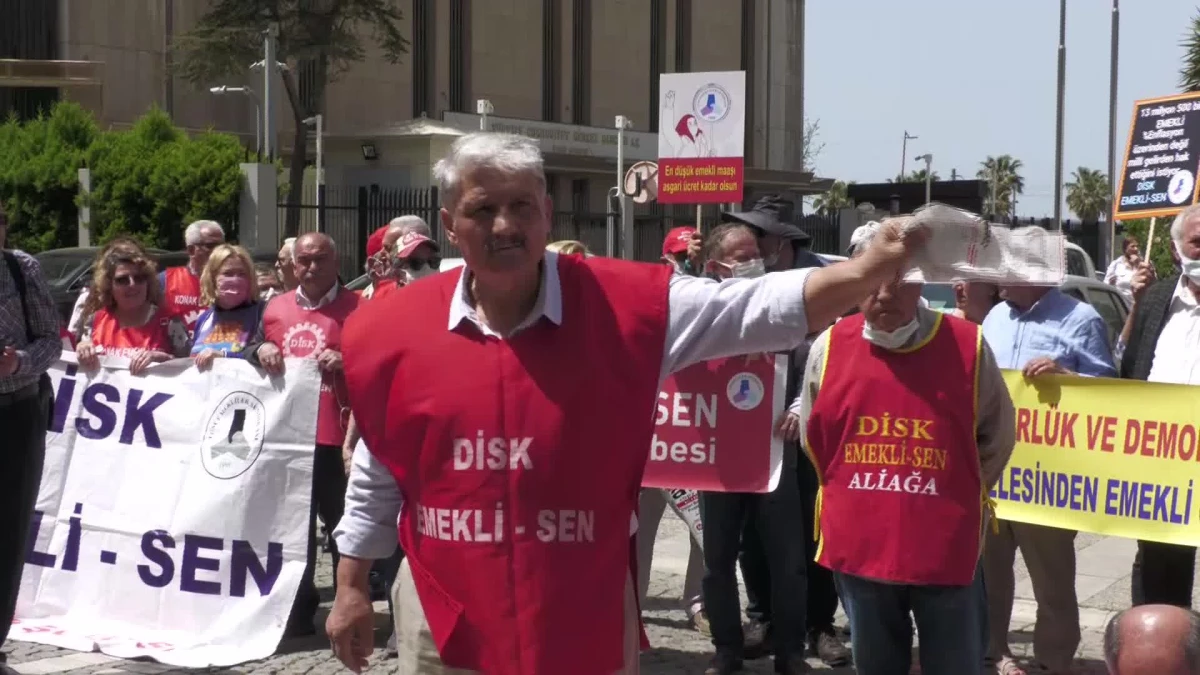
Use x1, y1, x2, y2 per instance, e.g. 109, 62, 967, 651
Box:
0, 102, 246, 253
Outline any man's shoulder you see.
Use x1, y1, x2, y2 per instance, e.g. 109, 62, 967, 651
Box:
2, 248, 41, 274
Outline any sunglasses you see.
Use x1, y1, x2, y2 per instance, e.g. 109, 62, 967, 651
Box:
113, 273, 147, 287
398, 257, 441, 271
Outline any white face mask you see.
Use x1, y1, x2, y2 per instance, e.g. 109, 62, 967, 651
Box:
862, 318, 920, 350
1177, 243, 1200, 283
405, 266, 438, 283
722, 258, 766, 279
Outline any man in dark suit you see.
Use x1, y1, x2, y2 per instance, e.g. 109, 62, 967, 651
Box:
1122, 203, 1200, 608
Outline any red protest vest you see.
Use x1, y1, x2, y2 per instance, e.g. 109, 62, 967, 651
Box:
263, 288, 360, 447
162, 267, 204, 334
89, 306, 174, 358
342, 256, 671, 675
805, 312, 984, 586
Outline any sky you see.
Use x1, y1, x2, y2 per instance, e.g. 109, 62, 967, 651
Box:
805, 0, 1195, 219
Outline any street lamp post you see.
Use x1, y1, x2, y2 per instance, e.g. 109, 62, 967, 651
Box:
477, 99, 494, 131
1052, 0, 1067, 230
615, 115, 633, 259
901, 131, 918, 179
1106, 0, 1120, 265
303, 114, 325, 233
914, 154, 933, 204
209, 86, 262, 158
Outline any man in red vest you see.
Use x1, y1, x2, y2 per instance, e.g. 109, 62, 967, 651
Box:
795, 229, 1016, 675
248, 231, 361, 637
327, 132, 927, 675
159, 219, 225, 336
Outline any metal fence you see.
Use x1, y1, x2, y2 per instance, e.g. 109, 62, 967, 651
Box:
280, 186, 843, 280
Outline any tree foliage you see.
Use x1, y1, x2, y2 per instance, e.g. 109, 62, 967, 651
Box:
175, 0, 410, 237
1181, 8, 1200, 92
1121, 218, 1176, 279
978, 155, 1025, 220
0, 102, 97, 252
813, 180, 854, 215
889, 169, 941, 184
0, 102, 245, 254
1064, 167, 1110, 223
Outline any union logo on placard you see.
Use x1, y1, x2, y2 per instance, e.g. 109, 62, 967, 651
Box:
1169, 169, 1195, 205
282, 322, 326, 358
692, 84, 732, 124
726, 372, 764, 411
200, 391, 267, 480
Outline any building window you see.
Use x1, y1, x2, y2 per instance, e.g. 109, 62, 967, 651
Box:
542, 0, 561, 121
412, 0, 435, 117
571, 179, 589, 212
571, 0, 591, 125
448, 0, 470, 112
674, 0, 691, 73
649, 0, 666, 132
0, 0, 59, 120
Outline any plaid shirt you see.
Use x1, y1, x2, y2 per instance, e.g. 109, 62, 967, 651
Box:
0, 249, 61, 394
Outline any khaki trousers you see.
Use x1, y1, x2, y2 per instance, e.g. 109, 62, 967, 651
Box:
983, 519, 1080, 671
392, 557, 642, 674
636, 489, 704, 610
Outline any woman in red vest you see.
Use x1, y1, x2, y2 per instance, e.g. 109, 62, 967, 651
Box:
326, 132, 930, 675
75, 249, 188, 375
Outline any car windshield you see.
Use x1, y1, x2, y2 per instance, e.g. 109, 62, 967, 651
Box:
920, 284, 956, 310
34, 251, 91, 289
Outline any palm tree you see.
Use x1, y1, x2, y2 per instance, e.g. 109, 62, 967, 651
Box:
888, 170, 941, 183
977, 155, 1025, 219
1181, 9, 1200, 91
813, 180, 855, 215
1065, 167, 1111, 222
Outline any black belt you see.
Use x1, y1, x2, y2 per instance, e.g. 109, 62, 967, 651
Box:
0, 382, 39, 407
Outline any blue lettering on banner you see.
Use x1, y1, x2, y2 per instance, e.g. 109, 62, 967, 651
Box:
989, 463, 1196, 526
25, 504, 284, 598
48, 365, 174, 448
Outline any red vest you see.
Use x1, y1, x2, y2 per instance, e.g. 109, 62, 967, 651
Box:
162, 267, 204, 334
805, 312, 984, 586
342, 257, 671, 675
263, 288, 360, 446
90, 307, 174, 357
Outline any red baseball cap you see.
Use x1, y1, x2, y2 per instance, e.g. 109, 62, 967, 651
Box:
662, 226, 697, 256
395, 231, 440, 258
365, 226, 390, 258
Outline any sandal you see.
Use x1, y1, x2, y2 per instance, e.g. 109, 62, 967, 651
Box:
995, 656, 1028, 675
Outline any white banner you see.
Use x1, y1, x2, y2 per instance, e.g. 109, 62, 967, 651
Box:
11, 355, 321, 667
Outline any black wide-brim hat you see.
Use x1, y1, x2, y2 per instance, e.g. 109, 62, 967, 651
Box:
721, 194, 811, 243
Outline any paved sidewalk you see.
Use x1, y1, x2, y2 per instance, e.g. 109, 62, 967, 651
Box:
3, 514, 1151, 674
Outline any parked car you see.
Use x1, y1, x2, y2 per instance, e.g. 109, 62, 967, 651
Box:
35, 246, 276, 324
921, 275, 1130, 348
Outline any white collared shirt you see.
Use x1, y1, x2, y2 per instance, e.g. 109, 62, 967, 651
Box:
296, 283, 339, 310
336, 250, 818, 558
1148, 277, 1200, 385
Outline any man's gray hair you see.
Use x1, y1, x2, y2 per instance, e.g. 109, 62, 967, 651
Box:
184, 220, 224, 245
389, 215, 431, 237
295, 231, 336, 252
1170, 204, 1200, 244
433, 133, 546, 207
1104, 607, 1200, 672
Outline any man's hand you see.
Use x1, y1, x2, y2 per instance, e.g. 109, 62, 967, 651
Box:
257, 342, 285, 376
858, 218, 929, 280
0, 346, 18, 377
317, 349, 343, 375
1022, 356, 1069, 379
774, 411, 803, 442
686, 232, 704, 270
1130, 263, 1156, 304
326, 573, 376, 672
193, 349, 218, 371
342, 442, 355, 476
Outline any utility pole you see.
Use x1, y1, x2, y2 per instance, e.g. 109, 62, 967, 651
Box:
901, 131, 918, 179
263, 22, 279, 161
304, 115, 324, 233
615, 115, 633, 259
1105, 0, 1120, 264
915, 154, 933, 204
477, 99, 494, 131
1052, 0, 1067, 230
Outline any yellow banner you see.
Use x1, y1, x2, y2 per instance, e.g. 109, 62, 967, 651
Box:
994, 370, 1200, 545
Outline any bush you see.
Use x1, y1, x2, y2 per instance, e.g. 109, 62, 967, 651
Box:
0, 102, 246, 253
1121, 217, 1176, 279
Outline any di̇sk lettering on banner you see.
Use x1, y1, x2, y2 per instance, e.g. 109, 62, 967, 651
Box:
12, 355, 321, 667
994, 370, 1200, 546
644, 354, 787, 494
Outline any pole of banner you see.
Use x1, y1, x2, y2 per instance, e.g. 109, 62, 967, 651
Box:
1146, 217, 1157, 257
695, 204, 703, 233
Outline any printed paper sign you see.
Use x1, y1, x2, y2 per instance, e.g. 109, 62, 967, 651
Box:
1115, 91, 1200, 220
643, 354, 787, 493
657, 71, 746, 204
12, 356, 321, 667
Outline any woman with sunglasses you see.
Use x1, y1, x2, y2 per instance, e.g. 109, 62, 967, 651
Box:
368, 231, 442, 302
75, 250, 188, 375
